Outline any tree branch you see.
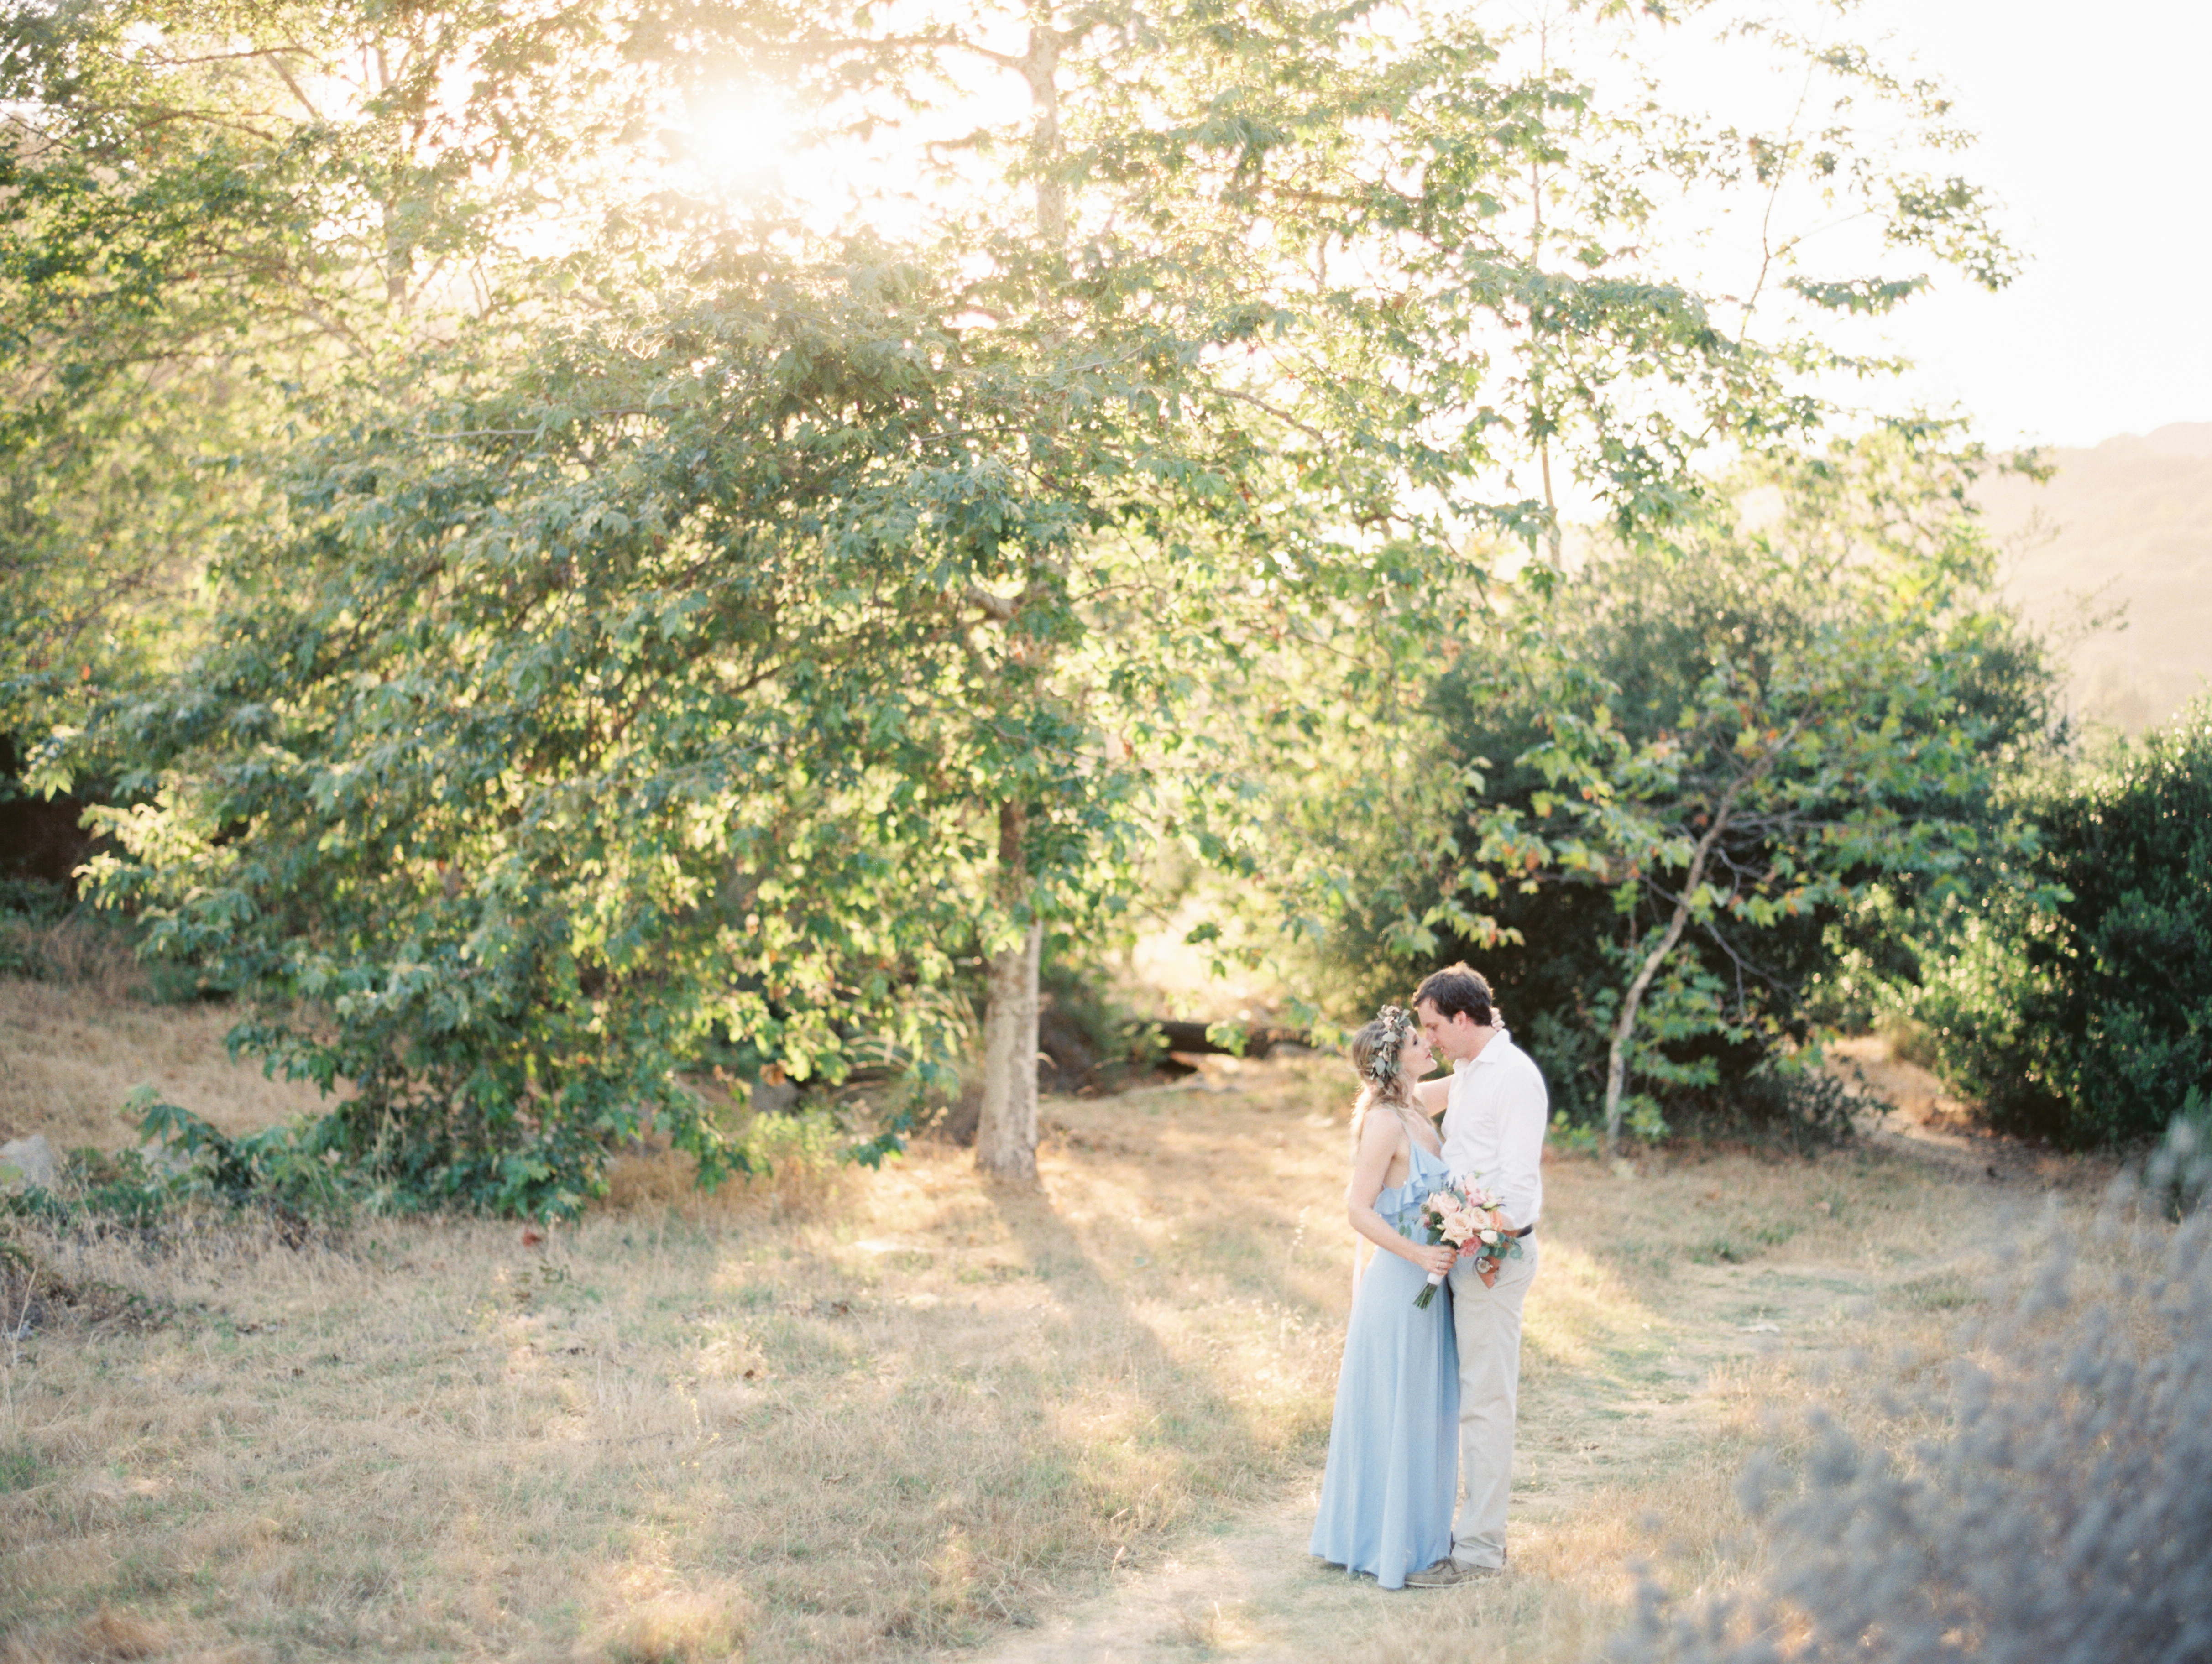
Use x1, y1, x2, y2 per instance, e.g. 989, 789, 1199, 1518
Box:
1602, 720, 1802, 1158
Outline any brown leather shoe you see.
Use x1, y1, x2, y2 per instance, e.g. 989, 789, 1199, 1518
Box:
1403, 1558, 1501, 1587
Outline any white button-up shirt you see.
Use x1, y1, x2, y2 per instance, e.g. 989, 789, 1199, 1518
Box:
1441, 1030, 1547, 1230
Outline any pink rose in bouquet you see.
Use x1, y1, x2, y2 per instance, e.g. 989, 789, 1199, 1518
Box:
1411, 1179, 1523, 1306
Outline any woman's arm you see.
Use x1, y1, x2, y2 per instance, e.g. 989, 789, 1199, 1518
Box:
1413, 1075, 1452, 1120
1346, 1111, 1458, 1278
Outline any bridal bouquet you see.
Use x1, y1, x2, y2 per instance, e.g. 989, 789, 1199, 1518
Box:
1411, 1180, 1524, 1307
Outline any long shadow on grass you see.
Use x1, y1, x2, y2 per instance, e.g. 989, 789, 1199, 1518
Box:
970, 1173, 1308, 1591
666, 1132, 1346, 1656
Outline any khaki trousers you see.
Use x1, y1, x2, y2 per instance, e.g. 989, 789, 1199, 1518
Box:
1447, 1236, 1537, 1568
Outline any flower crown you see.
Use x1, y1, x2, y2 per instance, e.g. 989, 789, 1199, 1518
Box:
1364, 1005, 1417, 1085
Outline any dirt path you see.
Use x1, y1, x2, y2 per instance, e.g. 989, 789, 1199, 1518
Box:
1830, 1035, 2122, 1200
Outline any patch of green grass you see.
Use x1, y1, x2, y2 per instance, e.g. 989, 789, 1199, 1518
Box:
0, 1438, 42, 1492
1688, 1219, 1802, 1265
1895, 1271, 1982, 1311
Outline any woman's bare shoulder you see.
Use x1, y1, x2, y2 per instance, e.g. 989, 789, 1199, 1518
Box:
1354, 1105, 1405, 1154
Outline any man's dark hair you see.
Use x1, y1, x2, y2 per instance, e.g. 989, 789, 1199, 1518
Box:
1414, 964, 1496, 1026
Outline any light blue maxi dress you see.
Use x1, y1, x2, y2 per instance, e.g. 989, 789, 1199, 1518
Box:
1308, 1139, 1461, 1589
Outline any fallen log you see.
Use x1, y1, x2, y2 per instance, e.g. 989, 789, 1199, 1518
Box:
1123, 1019, 1310, 1063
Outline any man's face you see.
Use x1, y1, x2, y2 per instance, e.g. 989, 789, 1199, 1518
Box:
1417, 998, 1472, 1062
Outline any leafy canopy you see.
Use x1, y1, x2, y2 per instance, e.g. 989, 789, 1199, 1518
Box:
48, 0, 2028, 1204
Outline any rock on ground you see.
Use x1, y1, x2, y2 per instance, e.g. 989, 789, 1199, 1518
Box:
1, 1132, 57, 1190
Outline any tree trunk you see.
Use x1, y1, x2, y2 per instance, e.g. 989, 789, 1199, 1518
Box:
1019, 25, 1065, 247
1602, 889, 1696, 1163
974, 21, 1062, 1182
976, 920, 1042, 1179
976, 803, 1042, 1180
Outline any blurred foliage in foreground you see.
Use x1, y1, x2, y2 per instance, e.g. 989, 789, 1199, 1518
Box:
1613, 1151, 2212, 1664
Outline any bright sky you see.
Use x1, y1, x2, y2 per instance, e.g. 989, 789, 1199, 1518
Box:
696, 0, 2211, 453
1799, 0, 2212, 449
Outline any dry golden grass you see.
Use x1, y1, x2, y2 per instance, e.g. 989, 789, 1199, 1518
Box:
0, 1062, 1353, 1660
0, 910, 146, 1005
0, 1026, 2111, 1664
0, 977, 332, 1152
954, 1131, 2122, 1664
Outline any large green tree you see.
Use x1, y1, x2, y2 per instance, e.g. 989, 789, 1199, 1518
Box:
55, 0, 2024, 1204
82, 220, 1281, 1211
1239, 434, 2060, 1158
1470, 437, 2055, 1155
734, 0, 2014, 1158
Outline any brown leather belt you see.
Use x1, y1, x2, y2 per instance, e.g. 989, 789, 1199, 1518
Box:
1508, 1223, 1535, 1238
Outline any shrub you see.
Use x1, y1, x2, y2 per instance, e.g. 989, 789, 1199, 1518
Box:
1609, 1180, 2212, 1664
132, 1091, 356, 1220
1916, 699, 2212, 1148
1306, 442, 2055, 1145
1, 1144, 178, 1230
2, 1092, 355, 1232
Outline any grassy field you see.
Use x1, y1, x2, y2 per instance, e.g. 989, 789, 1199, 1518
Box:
0, 982, 2123, 1663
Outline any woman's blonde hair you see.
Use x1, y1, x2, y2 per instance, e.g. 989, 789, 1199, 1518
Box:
1348, 1006, 1420, 1149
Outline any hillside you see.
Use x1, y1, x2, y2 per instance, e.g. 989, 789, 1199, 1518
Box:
1977, 421, 2212, 731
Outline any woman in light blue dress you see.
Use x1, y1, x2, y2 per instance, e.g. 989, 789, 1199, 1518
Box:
1309, 1006, 1461, 1589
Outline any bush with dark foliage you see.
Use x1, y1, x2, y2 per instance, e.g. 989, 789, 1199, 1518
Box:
1319, 483, 2053, 1146
1918, 700, 2212, 1148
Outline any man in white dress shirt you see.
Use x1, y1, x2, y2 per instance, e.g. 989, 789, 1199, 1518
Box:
1405, 964, 1545, 1585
